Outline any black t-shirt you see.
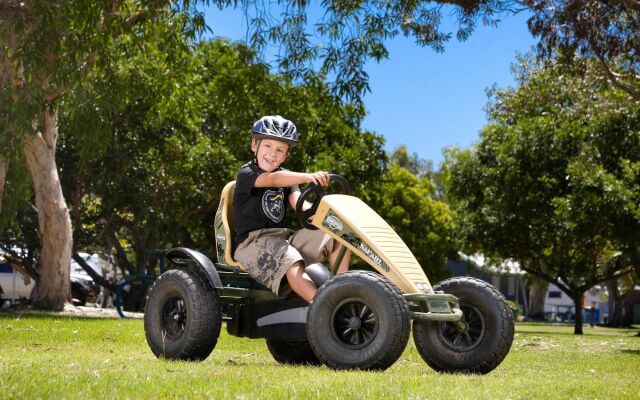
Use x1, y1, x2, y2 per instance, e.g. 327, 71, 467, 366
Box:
233, 161, 300, 246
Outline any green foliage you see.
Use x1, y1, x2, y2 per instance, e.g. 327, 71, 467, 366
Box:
0, 1, 211, 296
506, 300, 521, 318
446, 55, 640, 332
374, 164, 457, 281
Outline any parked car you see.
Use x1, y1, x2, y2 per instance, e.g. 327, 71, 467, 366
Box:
0, 252, 103, 306
0, 261, 34, 302
70, 253, 102, 306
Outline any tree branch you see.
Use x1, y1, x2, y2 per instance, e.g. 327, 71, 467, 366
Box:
123, 0, 172, 29
44, 0, 119, 102
593, 266, 634, 285
46, 0, 173, 102
0, 157, 9, 214
591, 41, 640, 101
104, 227, 136, 273
521, 262, 565, 289
0, 244, 39, 283
72, 252, 117, 291
612, 0, 640, 13
553, 277, 572, 295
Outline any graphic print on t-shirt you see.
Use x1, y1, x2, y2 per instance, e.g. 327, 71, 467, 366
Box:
262, 189, 285, 223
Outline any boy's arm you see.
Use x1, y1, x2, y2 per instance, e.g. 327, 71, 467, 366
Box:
289, 190, 302, 211
288, 190, 313, 211
254, 170, 329, 188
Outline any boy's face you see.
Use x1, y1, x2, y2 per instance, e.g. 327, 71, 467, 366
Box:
252, 138, 290, 172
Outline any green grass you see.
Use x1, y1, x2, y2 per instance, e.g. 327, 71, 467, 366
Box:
1, 312, 638, 400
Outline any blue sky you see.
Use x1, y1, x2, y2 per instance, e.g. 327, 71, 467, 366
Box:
202, 6, 536, 166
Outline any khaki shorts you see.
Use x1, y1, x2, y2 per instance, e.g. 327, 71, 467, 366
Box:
234, 228, 333, 295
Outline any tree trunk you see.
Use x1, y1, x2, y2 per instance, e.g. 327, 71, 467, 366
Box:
0, 157, 8, 213
22, 107, 72, 311
572, 295, 584, 335
528, 278, 548, 320
606, 279, 625, 326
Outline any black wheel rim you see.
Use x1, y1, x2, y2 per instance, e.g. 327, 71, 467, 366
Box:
161, 296, 187, 340
437, 303, 485, 352
330, 298, 379, 349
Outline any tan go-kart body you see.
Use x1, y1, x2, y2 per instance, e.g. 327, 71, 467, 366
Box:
311, 194, 432, 295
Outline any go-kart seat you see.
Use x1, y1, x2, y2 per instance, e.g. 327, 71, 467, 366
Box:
217, 181, 243, 268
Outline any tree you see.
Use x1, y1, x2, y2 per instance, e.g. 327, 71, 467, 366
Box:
446, 56, 639, 334
526, 276, 548, 320
390, 145, 434, 177
0, 1, 206, 310
524, 0, 640, 100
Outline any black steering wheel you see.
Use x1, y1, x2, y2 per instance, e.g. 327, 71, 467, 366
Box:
296, 174, 352, 230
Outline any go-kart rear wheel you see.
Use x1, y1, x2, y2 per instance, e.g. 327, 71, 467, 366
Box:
266, 339, 321, 365
144, 268, 222, 361
412, 277, 514, 374
306, 271, 410, 370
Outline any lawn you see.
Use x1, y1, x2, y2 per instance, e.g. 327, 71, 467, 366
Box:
0, 312, 638, 399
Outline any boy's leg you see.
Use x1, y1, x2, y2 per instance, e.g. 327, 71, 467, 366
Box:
329, 241, 351, 274
286, 261, 317, 303
235, 229, 306, 297
290, 228, 350, 273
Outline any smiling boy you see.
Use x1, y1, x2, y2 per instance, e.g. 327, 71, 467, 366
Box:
233, 115, 350, 302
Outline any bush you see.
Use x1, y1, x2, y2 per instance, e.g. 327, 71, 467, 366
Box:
507, 300, 521, 319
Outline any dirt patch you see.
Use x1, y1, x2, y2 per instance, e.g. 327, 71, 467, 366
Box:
1, 301, 143, 319
61, 303, 143, 318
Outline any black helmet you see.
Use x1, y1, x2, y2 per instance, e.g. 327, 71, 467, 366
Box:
251, 115, 299, 146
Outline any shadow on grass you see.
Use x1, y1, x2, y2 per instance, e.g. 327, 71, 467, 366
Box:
618, 349, 640, 355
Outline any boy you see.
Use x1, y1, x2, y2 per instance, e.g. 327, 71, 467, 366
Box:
233, 115, 350, 303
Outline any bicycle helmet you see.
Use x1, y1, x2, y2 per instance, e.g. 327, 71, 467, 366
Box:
251, 115, 299, 146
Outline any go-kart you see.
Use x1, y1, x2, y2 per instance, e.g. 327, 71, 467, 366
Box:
143, 175, 514, 373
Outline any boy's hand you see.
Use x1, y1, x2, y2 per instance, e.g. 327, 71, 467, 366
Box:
307, 171, 330, 187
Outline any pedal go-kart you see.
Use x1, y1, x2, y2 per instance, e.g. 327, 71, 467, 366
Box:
144, 175, 514, 373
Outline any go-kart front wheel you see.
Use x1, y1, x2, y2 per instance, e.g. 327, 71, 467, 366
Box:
144, 268, 222, 361
306, 271, 410, 370
412, 277, 514, 374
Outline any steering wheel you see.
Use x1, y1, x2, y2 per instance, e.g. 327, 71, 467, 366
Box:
296, 174, 351, 230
